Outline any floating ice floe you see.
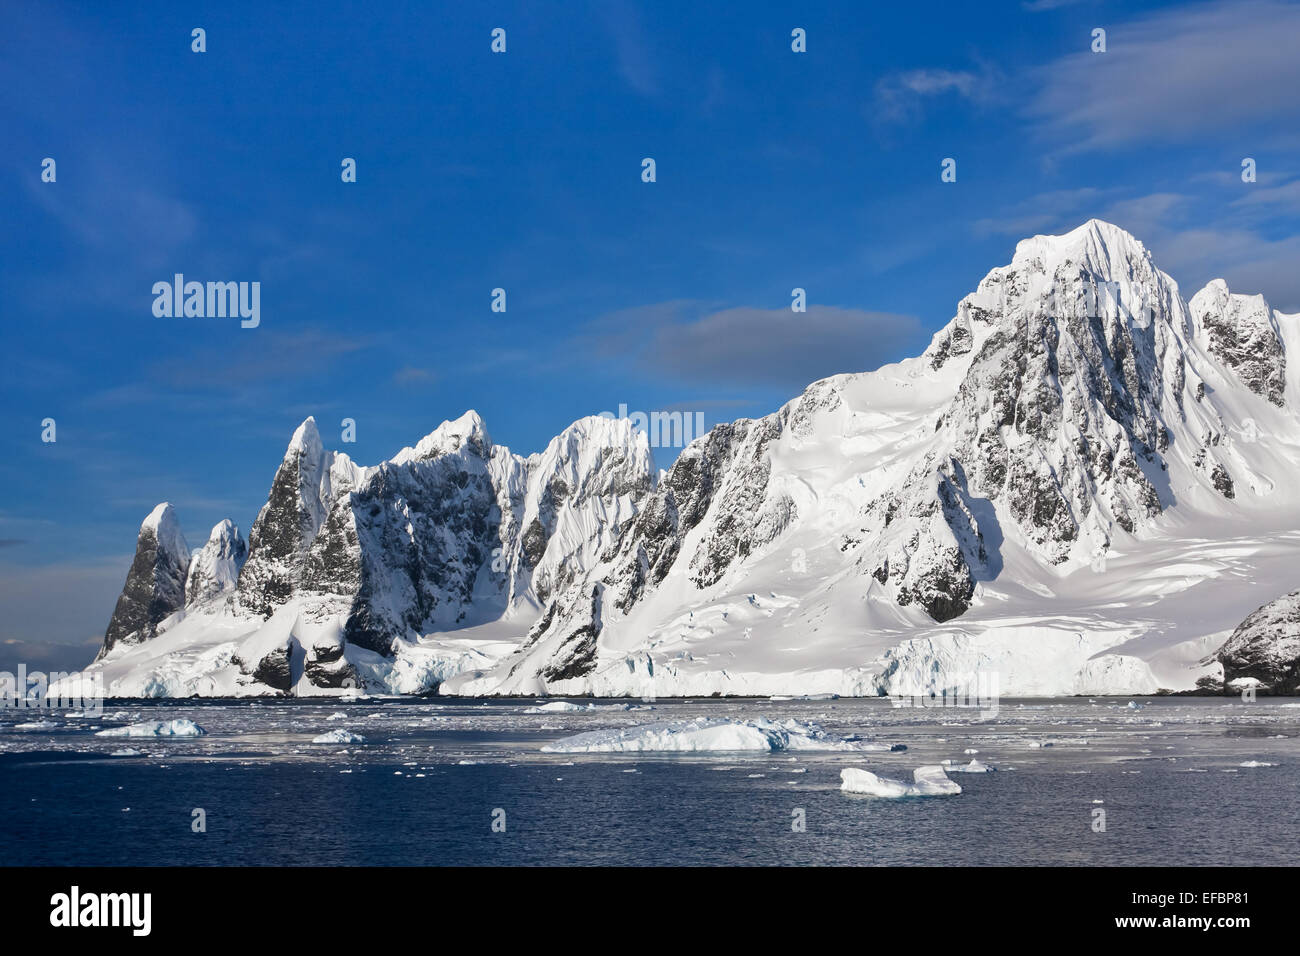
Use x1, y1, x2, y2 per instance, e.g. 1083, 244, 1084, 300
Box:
525, 701, 595, 713
840, 765, 961, 797
1239, 760, 1277, 768
525, 701, 637, 714
540, 717, 904, 753
942, 758, 995, 773
13, 720, 59, 730
312, 729, 365, 744
96, 719, 206, 738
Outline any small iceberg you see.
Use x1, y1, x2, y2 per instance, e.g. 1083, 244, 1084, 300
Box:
942, 758, 995, 773
96, 719, 205, 738
541, 717, 903, 754
840, 765, 962, 797
524, 701, 596, 714
312, 729, 365, 744
1239, 760, 1277, 768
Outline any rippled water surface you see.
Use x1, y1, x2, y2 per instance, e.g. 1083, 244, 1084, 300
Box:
1, 697, 1296, 865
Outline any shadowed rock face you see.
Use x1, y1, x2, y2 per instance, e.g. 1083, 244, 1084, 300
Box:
1217, 590, 1300, 694
100, 503, 190, 658
1190, 280, 1286, 408
306, 454, 501, 655
238, 417, 357, 619
227, 411, 652, 666
247, 641, 294, 693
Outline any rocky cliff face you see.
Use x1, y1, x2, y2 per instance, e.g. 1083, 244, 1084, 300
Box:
99, 503, 190, 658
237, 417, 366, 618
1189, 279, 1286, 408
289, 412, 652, 660
1215, 590, 1300, 694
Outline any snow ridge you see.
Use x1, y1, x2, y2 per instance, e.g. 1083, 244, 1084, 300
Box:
77, 221, 1300, 700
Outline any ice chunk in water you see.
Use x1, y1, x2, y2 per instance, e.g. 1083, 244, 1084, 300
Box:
840, 765, 962, 797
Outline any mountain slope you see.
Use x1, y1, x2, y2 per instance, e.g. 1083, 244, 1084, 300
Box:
70, 220, 1300, 699
98, 503, 190, 660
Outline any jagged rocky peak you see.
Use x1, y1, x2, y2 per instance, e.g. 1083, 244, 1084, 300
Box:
99, 502, 191, 658
186, 519, 247, 606
391, 409, 493, 464
1214, 588, 1300, 694
852, 220, 1196, 624
939, 220, 1194, 542
237, 417, 364, 618
1014, 217, 1154, 276
528, 415, 655, 502
1188, 278, 1286, 407
515, 415, 655, 603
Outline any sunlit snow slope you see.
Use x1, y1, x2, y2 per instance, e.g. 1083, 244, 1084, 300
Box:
65, 221, 1300, 699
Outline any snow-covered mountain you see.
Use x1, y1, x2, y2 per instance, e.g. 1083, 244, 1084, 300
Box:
70, 221, 1300, 698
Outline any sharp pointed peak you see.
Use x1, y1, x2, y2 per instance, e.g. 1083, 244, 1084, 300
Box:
391, 410, 493, 464
140, 502, 188, 557
286, 416, 325, 458
142, 501, 177, 530
206, 518, 242, 542
1012, 218, 1150, 267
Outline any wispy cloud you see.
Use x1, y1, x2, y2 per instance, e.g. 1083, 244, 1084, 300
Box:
393, 365, 438, 387
1231, 178, 1300, 216
1025, 0, 1300, 151
1021, 0, 1087, 10
148, 330, 371, 390
872, 66, 996, 124
594, 0, 660, 95
580, 301, 926, 389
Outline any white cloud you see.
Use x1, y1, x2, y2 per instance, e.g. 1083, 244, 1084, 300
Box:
873, 67, 996, 123
582, 301, 926, 388
1025, 0, 1300, 150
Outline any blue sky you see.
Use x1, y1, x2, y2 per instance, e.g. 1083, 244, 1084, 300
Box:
3, 0, 1300, 667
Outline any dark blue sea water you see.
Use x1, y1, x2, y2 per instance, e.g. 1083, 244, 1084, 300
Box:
1, 697, 1296, 865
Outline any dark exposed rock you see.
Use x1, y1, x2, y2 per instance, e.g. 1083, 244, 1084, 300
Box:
1190, 280, 1286, 407
250, 641, 294, 693
1211, 463, 1235, 499
538, 586, 603, 682
100, 503, 190, 658
239, 417, 358, 618
1216, 590, 1300, 693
